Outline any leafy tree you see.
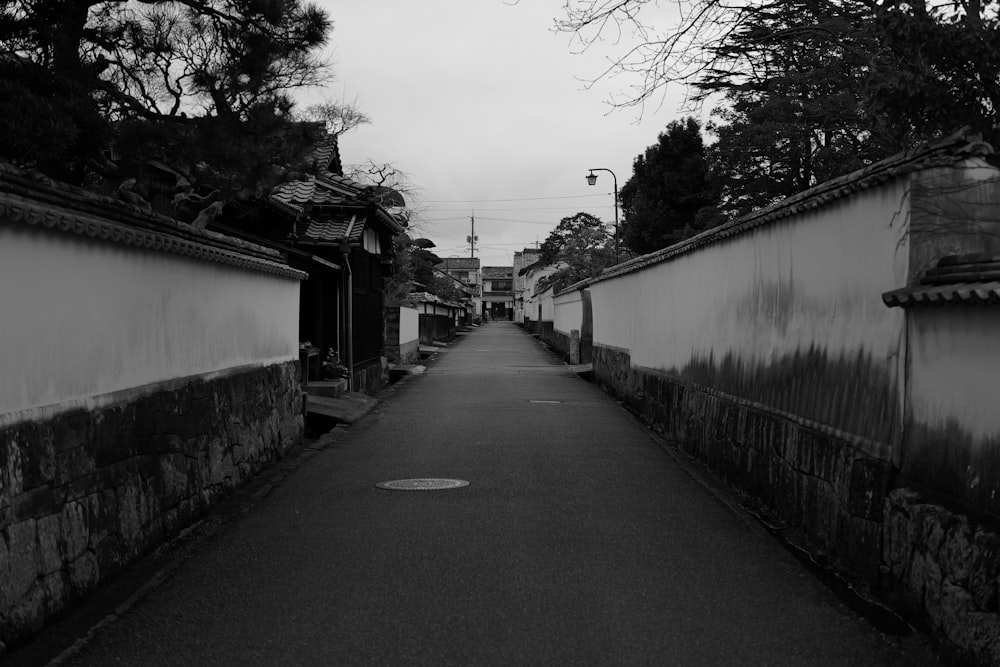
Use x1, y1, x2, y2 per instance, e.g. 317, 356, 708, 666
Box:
1, 0, 332, 195
409, 238, 444, 292
618, 118, 721, 254
695, 1, 903, 216
864, 1, 1000, 143
537, 212, 618, 292
384, 235, 462, 306
556, 1, 1000, 214
556, 0, 1000, 134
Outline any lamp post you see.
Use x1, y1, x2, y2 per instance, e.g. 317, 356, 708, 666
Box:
586, 168, 619, 263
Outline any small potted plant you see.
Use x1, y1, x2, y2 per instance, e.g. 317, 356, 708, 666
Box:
321, 349, 348, 380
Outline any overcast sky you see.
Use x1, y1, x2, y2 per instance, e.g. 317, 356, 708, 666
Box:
305, 1, 692, 268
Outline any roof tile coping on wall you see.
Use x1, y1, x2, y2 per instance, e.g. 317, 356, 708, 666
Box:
577, 127, 994, 291
0, 163, 306, 280
883, 252, 1000, 307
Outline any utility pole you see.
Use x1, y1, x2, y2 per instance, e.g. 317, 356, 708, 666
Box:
467, 212, 478, 258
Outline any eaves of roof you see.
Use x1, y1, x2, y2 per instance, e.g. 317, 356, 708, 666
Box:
270, 176, 404, 241
882, 282, 1000, 307
295, 214, 360, 244
408, 291, 465, 309
883, 252, 1000, 307
317, 172, 369, 196
589, 127, 994, 287
373, 206, 405, 235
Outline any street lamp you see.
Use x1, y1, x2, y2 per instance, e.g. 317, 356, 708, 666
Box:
586, 168, 619, 263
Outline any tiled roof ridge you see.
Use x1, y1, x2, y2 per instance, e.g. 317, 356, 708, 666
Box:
557, 276, 594, 294
0, 164, 304, 279
315, 171, 368, 196
0, 163, 288, 262
589, 127, 993, 286
308, 134, 343, 176
0, 162, 185, 233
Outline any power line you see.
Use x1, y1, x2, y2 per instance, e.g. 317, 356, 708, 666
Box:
418, 216, 574, 226
421, 205, 613, 212
417, 194, 610, 203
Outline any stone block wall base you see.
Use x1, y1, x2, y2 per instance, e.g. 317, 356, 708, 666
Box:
883, 489, 1000, 665
547, 330, 569, 361
0, 361, 303, 651
352, 357, 388, 396
397, 340, 419, 365
592, 343, 1000, 665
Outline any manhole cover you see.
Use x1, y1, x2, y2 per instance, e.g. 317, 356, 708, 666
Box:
376, 478, 470, 491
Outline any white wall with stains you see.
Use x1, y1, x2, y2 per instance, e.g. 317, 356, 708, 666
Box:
553, 288, 584, 336
0, 225, 301, 422
589, 178, 914, 458
397, 306, 419, 346
909, 309, 1000, 442
591, 182, 911, 374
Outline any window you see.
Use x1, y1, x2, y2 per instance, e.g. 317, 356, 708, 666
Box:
491, 279, 512, 291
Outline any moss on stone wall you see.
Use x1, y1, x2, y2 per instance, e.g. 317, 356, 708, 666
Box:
592, 341, 1000, 665
0, 362, 303, 651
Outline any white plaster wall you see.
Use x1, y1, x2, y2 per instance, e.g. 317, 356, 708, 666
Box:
1, 226, 301, 418
908, 308, 1000, 441
398, 306, 418, 346
523, 265, 559, 319
590, 182, 910, 372
554, 290, 583, 335
535, 285, 556, 322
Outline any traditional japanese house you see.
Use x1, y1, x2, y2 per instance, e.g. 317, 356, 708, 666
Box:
263, 138, 405, 394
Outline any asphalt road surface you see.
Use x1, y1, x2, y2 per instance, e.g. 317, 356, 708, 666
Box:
16, 322, 940, 666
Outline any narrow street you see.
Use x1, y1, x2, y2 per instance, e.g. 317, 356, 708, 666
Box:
23, 323, 935, 666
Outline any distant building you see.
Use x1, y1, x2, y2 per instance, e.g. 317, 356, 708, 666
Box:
439, 257, 481, 319
433, 267, 477, 324
482, 265, 514, 320
513, 248, 543, 323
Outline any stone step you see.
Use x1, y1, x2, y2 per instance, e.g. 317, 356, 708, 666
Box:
305, 392, 378, 426
307, 379, 348, 398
